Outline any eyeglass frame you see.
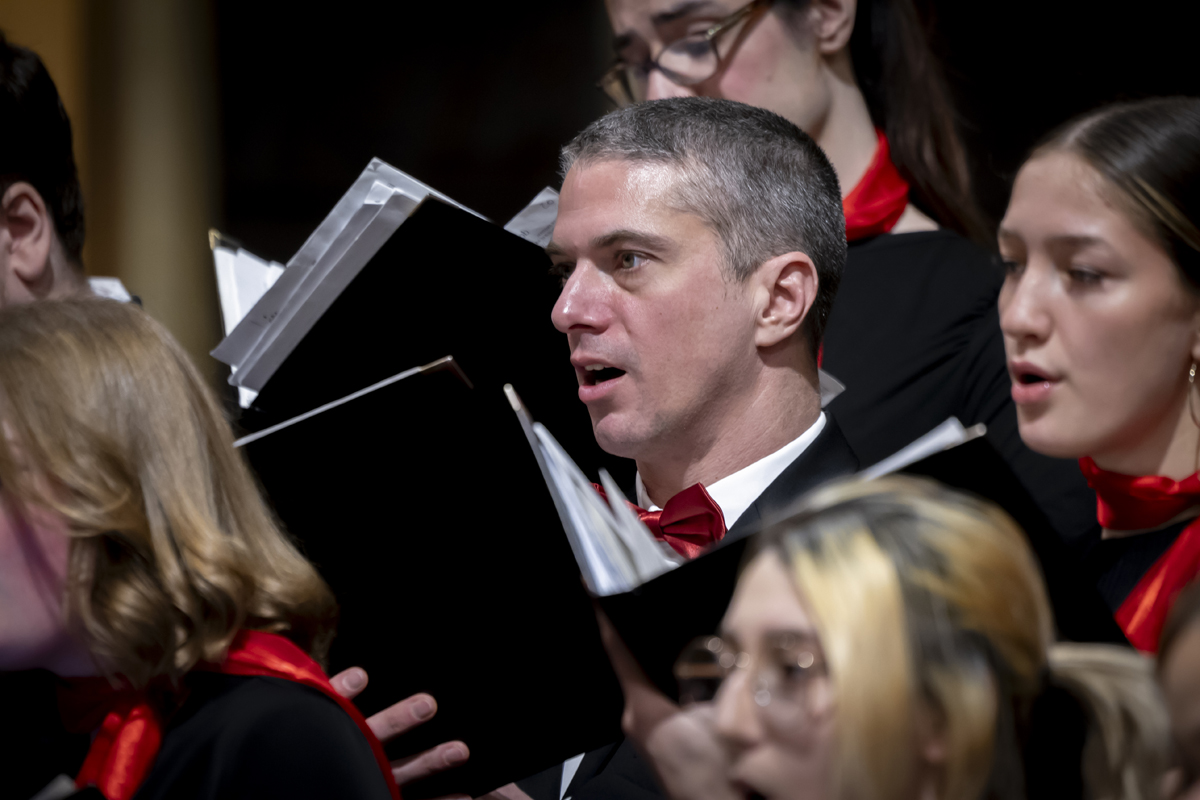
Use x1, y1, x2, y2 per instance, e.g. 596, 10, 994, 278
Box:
597, 0, 774, 106
673, 632, 830, 731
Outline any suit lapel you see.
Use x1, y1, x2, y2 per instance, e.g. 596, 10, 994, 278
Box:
726, 417, 859, 543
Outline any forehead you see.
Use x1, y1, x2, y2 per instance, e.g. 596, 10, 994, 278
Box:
722, 551, 818, 639
1001, 152, 1128, 240
552, 159, 713, 249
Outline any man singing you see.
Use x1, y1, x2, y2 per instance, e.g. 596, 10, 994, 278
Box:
518, 96, 858, 800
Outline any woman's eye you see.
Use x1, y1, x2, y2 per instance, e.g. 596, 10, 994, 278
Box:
1067, 267, 1104, 286
618, 252, 648, 270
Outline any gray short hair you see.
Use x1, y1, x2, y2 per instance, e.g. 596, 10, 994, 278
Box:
560, 97, 846, 356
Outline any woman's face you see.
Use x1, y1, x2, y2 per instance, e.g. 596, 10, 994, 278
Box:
998, 151, 1200, 466
0, 447, 92, 675
712, 551, 837, 800
605, 0, 836, 138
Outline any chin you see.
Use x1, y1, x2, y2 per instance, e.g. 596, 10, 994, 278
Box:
1016, 417, 1091, 461
590, 415, 654, 461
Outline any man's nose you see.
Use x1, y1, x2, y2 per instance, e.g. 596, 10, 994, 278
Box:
551, 264, 613, 335
645, 69, 696, 101
999, 262, 1053, 345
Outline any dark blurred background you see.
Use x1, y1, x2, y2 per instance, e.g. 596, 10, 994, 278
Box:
0, 0, 1197, 377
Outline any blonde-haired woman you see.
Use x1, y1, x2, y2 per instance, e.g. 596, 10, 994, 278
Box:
672, 477, 1168, 800
0, 297, 397, 800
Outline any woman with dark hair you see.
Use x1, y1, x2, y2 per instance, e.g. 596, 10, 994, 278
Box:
598, 0, 1096, 545
0, 298, 398, 800
998, 97, 1200, 652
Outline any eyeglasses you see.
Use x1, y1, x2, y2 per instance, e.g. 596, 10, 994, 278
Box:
674, 632, 828, 731
598, 0, 773, 107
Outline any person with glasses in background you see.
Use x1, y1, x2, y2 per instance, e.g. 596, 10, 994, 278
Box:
666, 476, 1167, 800
596, 0, 1100, 561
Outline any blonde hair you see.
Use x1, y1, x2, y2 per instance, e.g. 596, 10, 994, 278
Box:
0, 298, 337, 687
765, 476, 1169, 800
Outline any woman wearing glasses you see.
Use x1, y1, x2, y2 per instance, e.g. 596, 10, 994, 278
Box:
675, 477, 1167, 800
598, 0, 1097, 548
998, 97, 1200, 654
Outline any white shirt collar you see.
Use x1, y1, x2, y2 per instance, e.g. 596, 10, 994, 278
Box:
634, 412, 827, 530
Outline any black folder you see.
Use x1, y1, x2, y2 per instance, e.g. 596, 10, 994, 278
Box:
242, 366, 624, 799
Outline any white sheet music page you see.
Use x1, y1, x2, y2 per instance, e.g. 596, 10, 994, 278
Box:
503, 187, 559, 248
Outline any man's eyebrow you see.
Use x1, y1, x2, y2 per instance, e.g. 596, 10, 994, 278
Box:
545, 241, 569, 258
592, 229, 674, 252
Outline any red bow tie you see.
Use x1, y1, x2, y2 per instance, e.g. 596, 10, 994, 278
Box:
1079, 457, 1200, 531
593, 482, 727, 560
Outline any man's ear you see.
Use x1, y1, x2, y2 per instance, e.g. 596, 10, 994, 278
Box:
753, 252, 819, 349
810, 0, 857, 56
1, 182, 55, 293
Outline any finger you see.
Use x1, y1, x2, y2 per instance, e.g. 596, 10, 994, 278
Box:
329, 666, 369, 700
391, 740, 470, 786
367, 692, 439, 742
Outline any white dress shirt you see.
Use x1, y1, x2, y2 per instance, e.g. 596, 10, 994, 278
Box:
634, 412, 827, 530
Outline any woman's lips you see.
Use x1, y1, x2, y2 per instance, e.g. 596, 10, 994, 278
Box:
1009, 362, 1059, 405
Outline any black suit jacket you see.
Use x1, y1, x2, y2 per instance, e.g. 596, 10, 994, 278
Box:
519, 418, 860, 800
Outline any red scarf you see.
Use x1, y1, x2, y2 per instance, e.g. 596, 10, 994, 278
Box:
59, 630, 400, 800
842, 130, 910, 243
1080, 457, 1200, 652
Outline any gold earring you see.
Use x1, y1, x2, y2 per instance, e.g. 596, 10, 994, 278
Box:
1190, 363, 1200, 429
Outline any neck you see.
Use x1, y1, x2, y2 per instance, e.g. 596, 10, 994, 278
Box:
1093, 384, 1200, 480
811, 50, 879, 199
635, 363, 821, 506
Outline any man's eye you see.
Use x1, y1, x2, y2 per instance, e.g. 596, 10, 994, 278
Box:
549, 262, 575, 286
618, 252, 648, 270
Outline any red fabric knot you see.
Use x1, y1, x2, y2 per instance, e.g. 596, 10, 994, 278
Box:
1079, 457, 1200, 652
58, 630, 401, 800
842, 130, 910, 243
593, 481, 726, 560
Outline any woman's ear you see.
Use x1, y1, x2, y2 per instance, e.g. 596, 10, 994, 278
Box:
753, 251, 818, 349
810, 0, 857, 55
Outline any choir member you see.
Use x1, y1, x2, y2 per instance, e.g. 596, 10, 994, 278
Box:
998, 97, 1200, 652
653, 477, 1168, 800
513, 96, 856, 800
0, 297, 399, 799
597, 0, 1097, 545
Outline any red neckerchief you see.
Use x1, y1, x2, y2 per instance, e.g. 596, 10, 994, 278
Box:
59, 630, 401, 800
817, 130, 910, 369
842, 129, 910, 243
1080, 457, 1200, 651
592, 482, 726, 560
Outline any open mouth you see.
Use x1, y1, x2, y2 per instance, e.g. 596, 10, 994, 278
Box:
583, 365, 626, 385
1017, 372, 1049, 385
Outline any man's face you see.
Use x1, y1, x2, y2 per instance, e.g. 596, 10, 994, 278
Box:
549, 159, 760, 463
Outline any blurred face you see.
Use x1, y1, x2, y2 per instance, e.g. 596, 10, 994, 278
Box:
998, 152, 1200, 464
0, 479, 82, 674
549, 159, 760, 462
1161, 621, 1200, 787
712, 552, 837, 799
606, 0, 833, 137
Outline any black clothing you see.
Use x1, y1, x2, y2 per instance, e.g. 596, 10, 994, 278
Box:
823, 231, 1099, 548
132, 673, 392, 800
1, 670, 90, 800
1082, 519, 1191, 613
518, 421, 860, 800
